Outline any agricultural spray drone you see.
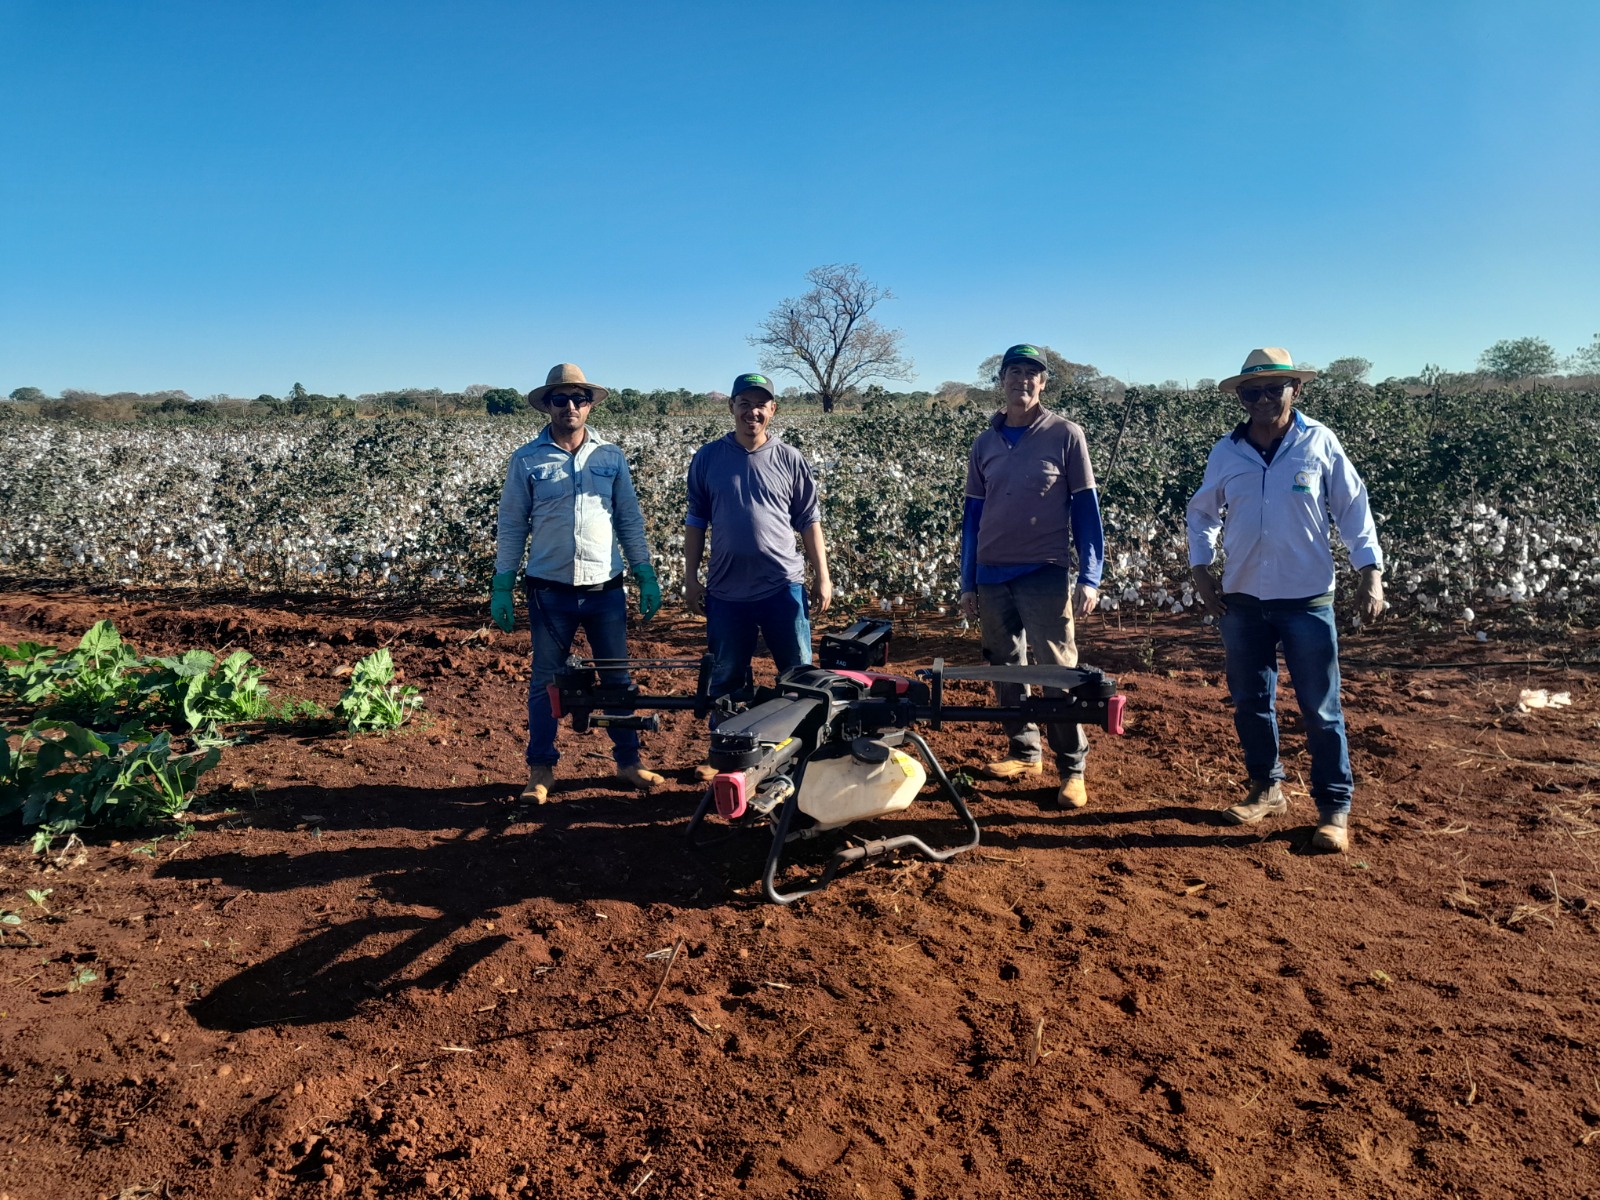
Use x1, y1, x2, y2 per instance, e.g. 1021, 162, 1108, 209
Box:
549, 620, 1126, 904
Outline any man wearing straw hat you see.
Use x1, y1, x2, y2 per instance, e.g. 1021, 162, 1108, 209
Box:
1187, 348, 1385, 852
959, 344, 1105, 810
490, 363, 665, 803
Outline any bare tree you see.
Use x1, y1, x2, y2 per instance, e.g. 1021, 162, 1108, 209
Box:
748, 264, 912, 413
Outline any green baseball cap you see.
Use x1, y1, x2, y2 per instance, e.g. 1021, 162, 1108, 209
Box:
731, 372, 776, 399
1001, 344, 1048, 372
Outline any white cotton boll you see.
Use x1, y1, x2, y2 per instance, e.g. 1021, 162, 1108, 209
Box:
1170, 601, 1184, 614
1461, 607, 1475, 623
1476, 630, 1488, 642
345, 564, 359, 577
1099, 596, 1112, 611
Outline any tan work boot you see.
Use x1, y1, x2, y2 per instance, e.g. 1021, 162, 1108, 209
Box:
693, 763, 719, 783
1312, 811, 1350, 853
981, 758, 1044, 781
521, 765, 554, 804
1221, 781, 1287, 825
1056, 777, 1089, 809
618, 764, 665, 791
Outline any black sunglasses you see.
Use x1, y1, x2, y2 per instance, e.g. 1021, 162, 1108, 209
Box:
547, 392, 593, 408
1238, 380, 1293, 403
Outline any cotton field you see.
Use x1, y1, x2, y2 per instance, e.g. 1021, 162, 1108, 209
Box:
2, 386, 1597, 621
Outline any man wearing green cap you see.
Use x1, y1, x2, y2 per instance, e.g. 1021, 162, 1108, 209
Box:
490, 363, 664, 803
960, 344, 1105, 810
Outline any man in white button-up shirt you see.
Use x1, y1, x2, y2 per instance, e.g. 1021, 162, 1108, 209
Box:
1187, 348, 1385, 852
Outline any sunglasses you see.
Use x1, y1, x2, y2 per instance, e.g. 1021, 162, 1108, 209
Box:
1238, 380, 1293, 403
546, 392, 593, 408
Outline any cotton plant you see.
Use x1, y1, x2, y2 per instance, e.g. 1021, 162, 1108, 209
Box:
4, 389, 1600, 618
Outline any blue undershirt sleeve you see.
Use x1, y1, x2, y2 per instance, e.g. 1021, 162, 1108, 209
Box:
1070, 488, 1104, 589
960, 496, 984, 594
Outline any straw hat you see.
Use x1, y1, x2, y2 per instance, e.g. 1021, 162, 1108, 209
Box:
1219, 348, 1318, 394
527, 363, 610, 407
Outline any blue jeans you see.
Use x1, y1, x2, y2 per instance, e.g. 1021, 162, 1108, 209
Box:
976, 565, 1088, 777
705, 584, 812, 700
1219, 599, 1351, 815
525, 582, 639, 769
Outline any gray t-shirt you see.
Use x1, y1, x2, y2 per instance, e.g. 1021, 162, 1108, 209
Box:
686, 433, 821, 603
965, 407, 1095, 567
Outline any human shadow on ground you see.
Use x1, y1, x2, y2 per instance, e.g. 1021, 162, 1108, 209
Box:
974, 801, 1338, 855
168, 780, 954, 1031
215, 775, 712, 836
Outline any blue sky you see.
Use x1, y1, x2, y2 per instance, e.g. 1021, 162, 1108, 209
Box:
3, 0, 1596, 397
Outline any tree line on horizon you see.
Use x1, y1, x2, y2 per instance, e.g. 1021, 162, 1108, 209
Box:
7, 263, 1598, 420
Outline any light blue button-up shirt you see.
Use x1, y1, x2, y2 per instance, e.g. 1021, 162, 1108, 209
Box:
495, 426, 650, 584
1186, 410, 1382, 601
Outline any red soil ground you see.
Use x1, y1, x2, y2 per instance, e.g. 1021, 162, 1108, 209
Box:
1, 588, 1597, 1200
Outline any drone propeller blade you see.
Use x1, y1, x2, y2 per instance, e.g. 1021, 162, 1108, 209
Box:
940, 664, 1107, 690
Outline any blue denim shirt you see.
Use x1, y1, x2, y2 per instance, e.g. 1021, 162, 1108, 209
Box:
495, 426, 650, 584
1186, 410, 1382, 600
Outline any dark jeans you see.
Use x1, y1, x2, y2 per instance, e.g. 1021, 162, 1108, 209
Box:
705, 583, 812, 700
524, 581, 638, 769
1219, 599, 1352, 815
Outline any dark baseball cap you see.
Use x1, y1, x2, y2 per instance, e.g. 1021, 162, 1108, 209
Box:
1000, 344, 1049, 372
730, 372, 776, 399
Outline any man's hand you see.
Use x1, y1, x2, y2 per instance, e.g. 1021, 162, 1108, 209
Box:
1074, 583, 1100, 621
1191, 566, 1226, 620
684, 577, 707, 617
490, 569, 518, 633
811, 576, 833, 616
1355, 566, 1385, 624
632, 562, 662, 621
960, 591, 979, 622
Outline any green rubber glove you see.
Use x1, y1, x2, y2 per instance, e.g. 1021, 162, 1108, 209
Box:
490, 569, 518, 632
632, 562, 662, 621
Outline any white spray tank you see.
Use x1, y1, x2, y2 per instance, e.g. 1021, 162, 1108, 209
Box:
798, 738, 927, 830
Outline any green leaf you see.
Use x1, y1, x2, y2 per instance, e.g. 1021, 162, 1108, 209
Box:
76, 620, 124, 661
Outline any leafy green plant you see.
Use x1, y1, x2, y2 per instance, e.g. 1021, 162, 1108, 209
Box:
258, 694, 330, 727
45, 621, 145, 726
1, 719, 221, 830
65, 966, 98, 993
143, 648, 269, 730
0, 641, 65, 706
334, 649, 422, 734
29, 821, 75, 854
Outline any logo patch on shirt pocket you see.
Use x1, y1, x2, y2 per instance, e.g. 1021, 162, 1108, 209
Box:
1293, 468, 1316, 494
531, 463, 570, 495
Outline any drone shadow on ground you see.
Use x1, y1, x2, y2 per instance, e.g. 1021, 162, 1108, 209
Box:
166, 781, 790, 1031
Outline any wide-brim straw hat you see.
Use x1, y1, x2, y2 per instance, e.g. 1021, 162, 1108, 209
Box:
527, 363, 610, 407
1219, 348, 1318, 394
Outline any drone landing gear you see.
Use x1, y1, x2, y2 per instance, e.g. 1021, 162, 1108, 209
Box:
686, 731, 980, 905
